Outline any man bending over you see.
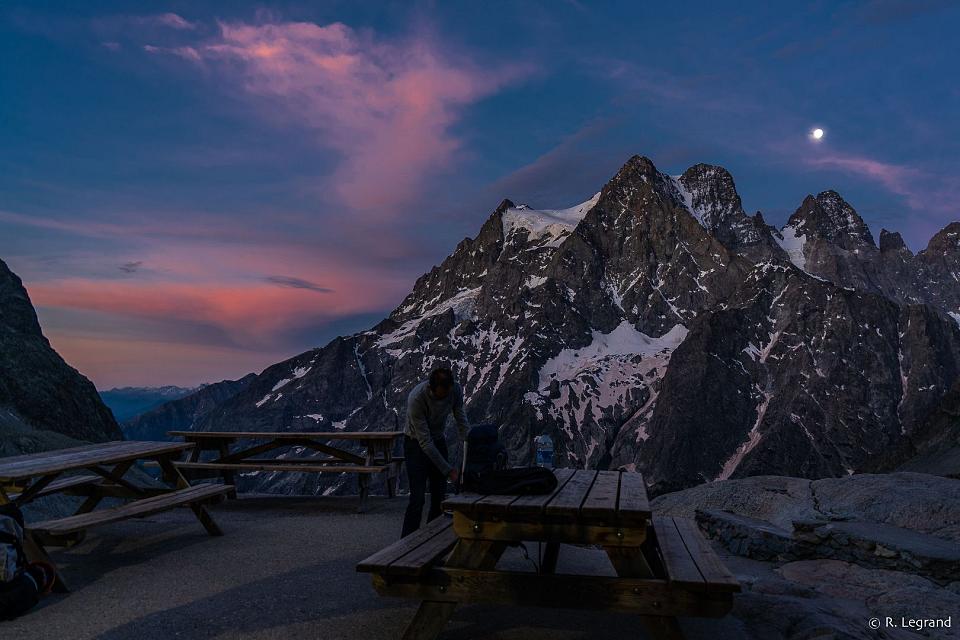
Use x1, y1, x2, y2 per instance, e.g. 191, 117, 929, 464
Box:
401, 367, 469, 537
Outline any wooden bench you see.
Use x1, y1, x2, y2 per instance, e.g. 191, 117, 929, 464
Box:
652, 516, 740, 595
6, 475, 102, 501
357, 515, 459, 577
30, 483, 234, 543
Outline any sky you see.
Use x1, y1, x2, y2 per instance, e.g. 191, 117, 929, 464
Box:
2, 1, 960, 389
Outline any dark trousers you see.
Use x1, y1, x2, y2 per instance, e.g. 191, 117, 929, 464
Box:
401, 435, 448, 538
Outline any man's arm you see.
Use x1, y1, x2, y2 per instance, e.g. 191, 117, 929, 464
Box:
452, 385, 470, 441
409, 391, 453, 476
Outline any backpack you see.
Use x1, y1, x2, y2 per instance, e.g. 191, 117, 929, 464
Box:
462, 424, 508, 485
0, 503, 41, 621
461, 425, 557, 495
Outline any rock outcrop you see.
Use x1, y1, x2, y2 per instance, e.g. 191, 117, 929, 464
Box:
654, 473, 960, 639
0, 259, 121, 456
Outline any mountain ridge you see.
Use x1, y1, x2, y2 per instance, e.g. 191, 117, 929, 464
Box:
185, 154, 960, 495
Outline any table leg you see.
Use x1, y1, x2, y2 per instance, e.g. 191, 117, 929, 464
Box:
23, 533, 69, 593
357, 475, 370, 513
399, 538, 507, 640
605, 546, 685, 640
217, 440, 238, 499
541, 541, 561, 574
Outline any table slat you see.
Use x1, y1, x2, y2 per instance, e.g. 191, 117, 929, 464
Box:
543, 469, 598, 518
168, 431, 403, 441
0, 442, 194, 481
617, 471, 651, 520
507, 468, 575, 516
580, 470, 621, 519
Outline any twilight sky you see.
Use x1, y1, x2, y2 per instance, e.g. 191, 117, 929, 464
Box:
2, 1, 959, 389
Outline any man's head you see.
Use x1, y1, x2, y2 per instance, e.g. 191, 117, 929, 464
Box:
428, 367, 455, 399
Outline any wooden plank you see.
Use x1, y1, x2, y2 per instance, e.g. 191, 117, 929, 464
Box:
388, 524, 459, 575
580, 470, 621, 521
671, 518, 740, 592
506, 468, 575, 516
371, 567, 734, 618
7, 475, 101, 501
169, 431, 403, 441
452, 511, 646, 546
441, 490, 487, 512
471, 492, 521, 515
29, 484, 233, 536
357, 515, 454, 573
543, 469, 598, 518
0, 442, 194, 481
652, 516, 707, 591
617, 471, 651, 520
174, 461, 386, 474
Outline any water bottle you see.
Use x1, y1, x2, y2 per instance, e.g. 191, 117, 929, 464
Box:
535, 434, 554, 469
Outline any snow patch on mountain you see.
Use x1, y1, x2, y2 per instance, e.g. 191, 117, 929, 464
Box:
776, 225, 807, 270
501, 193, 600, 247
526, 322, 689, 462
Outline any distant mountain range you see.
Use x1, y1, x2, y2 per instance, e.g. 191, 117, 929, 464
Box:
142, 155, 960, 496
119, 375, 256, 441
100, 386, 198, 422
0, 259, 120, 457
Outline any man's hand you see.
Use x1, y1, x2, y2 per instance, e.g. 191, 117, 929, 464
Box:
448, 468, 459, 484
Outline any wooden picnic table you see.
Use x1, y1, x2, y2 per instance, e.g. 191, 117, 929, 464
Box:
358, 469, 740, 640
168, 430, 405, 510
0, 440, 233, 591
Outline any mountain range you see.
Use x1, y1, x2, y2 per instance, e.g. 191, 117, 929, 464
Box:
142, 155, 960, 495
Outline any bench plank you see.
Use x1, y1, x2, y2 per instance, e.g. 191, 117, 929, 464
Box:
175, 461, 386, 474
30, 484, 233, 536
671, 517, 740, 591
388, 524, 459, 575
652, 516, 707, 591
357, 515, 453, 574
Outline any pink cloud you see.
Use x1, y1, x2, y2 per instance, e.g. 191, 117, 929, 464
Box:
804, 152, 960, 217
156, 20, 529, 210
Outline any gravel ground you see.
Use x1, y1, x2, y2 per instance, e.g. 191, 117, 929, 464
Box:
5, 495, 745, 640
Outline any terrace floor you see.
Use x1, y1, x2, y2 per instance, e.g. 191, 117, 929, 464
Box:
6, 495, 747, 640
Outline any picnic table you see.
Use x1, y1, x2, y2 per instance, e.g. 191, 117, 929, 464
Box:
358, 469, 740, 640
168, 430, 405, 510
0, 441, 233, 591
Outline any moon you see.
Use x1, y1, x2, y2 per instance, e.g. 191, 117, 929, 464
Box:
811, 128, 825, 140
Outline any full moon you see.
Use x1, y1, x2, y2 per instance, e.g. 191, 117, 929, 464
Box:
811, 128, 825, 140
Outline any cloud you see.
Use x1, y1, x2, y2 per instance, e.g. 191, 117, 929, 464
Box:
264, 275, 332, 293
149, 19, 530, 211
803, 151, 960, 216
118, 261, 143, 273
135, 13, 196, 31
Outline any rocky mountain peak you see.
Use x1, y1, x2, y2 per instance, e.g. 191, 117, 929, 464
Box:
787, 190, 876, 250
924, 222, 960, 257
676, 163, 744, 229
0, 258, 43, 338
879, 229, 911, 255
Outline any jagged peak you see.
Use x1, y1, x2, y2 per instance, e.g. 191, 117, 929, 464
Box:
0, 258, 43, 338
675, 162, 745, 229
786, 190, 875, 249
494, 198, 515, 214
879, 229, 911, 255
924, 221, 960, 255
